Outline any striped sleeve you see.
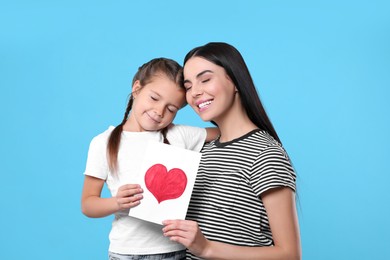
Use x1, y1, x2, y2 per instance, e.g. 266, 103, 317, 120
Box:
251, 144, 296, 196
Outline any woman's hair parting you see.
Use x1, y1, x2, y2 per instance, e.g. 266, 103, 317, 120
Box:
107, 58, 183, 173
183, 42, 281, 144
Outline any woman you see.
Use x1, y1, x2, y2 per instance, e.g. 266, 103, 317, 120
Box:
163, 42, 301, 260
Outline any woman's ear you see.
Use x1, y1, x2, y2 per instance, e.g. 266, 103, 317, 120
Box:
225, 74, 237, 93
132, 80, 142, 98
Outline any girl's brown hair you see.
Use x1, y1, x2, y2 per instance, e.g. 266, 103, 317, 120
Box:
107, 58, 184, 173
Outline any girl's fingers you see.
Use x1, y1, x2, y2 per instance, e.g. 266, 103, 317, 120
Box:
117, 186, 143, 198
117, 198, 141, 209
121, 194, 143, 203
117, 192, 143, 209
123, 200, 141, 208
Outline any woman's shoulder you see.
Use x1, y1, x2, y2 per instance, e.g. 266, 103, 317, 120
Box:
251, 131, 292, 163
230, 130, 287, 157
251, 130, 280, 145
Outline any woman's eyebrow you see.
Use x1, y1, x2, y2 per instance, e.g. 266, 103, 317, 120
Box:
196, 70, 213, 78
184, 70, 213, 84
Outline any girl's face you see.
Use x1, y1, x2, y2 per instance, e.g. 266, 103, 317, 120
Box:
183, 57, 236, 124
128, 74, 185, 132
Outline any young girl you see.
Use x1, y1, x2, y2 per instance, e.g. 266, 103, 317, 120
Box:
163, 43, 301, 259
81, 58, 219, 260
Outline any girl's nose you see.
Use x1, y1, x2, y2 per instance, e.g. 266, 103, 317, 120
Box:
155, 104, 165, 118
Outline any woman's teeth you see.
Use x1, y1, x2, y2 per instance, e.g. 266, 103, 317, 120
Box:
198, 100, 212, 109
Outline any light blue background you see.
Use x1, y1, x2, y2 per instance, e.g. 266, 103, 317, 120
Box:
1, 1, 389, 259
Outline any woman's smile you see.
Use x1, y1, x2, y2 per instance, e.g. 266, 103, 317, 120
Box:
196, 99, 213, 112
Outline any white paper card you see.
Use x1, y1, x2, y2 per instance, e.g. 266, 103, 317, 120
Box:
129, 140, 201, 225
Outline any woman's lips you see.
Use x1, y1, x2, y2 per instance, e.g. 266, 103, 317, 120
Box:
196, 99, 213, 112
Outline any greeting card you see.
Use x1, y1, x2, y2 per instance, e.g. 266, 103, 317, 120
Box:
129, 140, 201, 225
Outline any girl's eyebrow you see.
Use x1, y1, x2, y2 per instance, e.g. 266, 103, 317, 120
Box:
150, 90, 161, 97
184, 70, 213, 84
150, 89, 180, 109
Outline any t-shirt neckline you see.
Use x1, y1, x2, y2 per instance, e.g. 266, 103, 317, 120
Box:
215, 129, 262, 148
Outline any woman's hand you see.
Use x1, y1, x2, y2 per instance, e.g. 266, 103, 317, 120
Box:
162, 219, 210, 258
162, 188, 301, 260
115, 184, 143, 210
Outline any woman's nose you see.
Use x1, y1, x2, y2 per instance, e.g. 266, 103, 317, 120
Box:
191, 84, 203, 97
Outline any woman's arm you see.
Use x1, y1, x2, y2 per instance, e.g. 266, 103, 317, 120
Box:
163, 187, 301, 260
81, 175, 144, 218
205, 127, 220, 142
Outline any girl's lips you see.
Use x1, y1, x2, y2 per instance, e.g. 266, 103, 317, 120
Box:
146, 112, 162, 123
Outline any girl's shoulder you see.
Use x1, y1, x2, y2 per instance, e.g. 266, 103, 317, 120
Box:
90, 126, 115, 144
166, 124, 207, 151
167, 124, 206, 137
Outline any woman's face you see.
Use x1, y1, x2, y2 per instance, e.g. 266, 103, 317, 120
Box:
183, 57, 237, 124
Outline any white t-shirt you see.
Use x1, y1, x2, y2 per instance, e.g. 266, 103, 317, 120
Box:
84, 125, 207, 255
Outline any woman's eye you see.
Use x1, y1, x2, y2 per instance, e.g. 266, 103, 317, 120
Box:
184, 84, 192, 91
150, 96, 158, 101
201, 78, 210, 83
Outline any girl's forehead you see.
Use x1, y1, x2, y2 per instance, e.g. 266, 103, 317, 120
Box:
141, 75, 172, 88
143, 76, 184, 96
145, 73, 172, 84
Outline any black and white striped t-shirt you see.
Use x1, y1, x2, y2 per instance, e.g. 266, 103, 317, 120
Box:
186, 129, 296, 259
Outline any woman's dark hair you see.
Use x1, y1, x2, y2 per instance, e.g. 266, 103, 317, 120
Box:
184, 42, 281, 143
107, 58, 184, 172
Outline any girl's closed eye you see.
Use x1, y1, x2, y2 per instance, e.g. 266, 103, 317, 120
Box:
201, 78, 210, 83
150, 95, 159, 101
167, 106, 178, 113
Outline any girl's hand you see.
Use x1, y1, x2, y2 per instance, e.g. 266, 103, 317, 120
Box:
162, 220, 210, 258
115, 184, 143, 210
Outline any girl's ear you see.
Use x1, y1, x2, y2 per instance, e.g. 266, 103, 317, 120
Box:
132, 80, 142, 98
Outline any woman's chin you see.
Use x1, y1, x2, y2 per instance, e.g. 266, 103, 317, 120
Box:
198, 115, 214, 123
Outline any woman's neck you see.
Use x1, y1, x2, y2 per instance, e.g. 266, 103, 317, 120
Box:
215, 103, 257, 143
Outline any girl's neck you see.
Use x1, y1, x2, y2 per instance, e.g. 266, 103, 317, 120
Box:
122, 118, 160, 133
122, 118, 139, 132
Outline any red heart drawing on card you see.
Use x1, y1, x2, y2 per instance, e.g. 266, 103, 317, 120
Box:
144, 164, 187, 204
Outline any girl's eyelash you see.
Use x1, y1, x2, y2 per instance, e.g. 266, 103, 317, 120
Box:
202, 79, 210, 83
